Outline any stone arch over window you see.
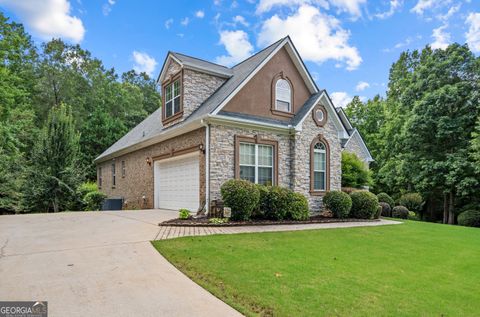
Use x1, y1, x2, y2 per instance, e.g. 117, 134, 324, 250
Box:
310, 135, 330, 194
271, 72, 294, 117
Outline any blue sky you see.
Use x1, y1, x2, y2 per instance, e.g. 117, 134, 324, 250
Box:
1, 0, 479, 107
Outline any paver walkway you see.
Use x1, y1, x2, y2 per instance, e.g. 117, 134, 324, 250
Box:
154, 219, 401, 240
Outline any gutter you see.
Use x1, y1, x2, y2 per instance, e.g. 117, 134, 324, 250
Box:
201, 119, 210, 215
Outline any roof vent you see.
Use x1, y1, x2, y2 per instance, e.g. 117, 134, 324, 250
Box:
142, 131, 146, 137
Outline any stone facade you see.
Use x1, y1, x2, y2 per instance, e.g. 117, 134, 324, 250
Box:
162, 60, 225, 128
344, 132, 370, 168
98, 128, 205, 210
208, 102, 342, 211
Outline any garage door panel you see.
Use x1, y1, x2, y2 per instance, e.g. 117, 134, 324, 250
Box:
154, 153, 200, 211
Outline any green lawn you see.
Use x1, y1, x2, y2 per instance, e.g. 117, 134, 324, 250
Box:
152, 221, 480, 316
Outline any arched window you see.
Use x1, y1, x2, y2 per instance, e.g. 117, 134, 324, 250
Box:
275, 79, 291, 112
310, 137, 330, 193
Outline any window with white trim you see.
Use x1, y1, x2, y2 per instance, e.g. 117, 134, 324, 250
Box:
275, 79, 291, 112
313, 142, 326, 190
111, 163, 116, 188
164, 79, 181, 118
239, 143, 273, 185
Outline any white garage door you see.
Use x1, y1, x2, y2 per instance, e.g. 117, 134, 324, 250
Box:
154, 152, 200, 211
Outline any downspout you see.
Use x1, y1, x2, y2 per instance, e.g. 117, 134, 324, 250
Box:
201, 119, 210, 216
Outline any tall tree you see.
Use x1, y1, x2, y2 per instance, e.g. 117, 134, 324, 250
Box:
23, 104, 84, 212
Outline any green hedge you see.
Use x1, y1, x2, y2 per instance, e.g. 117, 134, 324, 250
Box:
286, 192, 309, 221
377, 192, 394, 208
220, 179, 260, 221
350, 191, 379, 219
379, 202, 391, 217
323, 191, 352, 218
457, 210, 480, 227
392, 206, 409, 219
397, 193, 423, 212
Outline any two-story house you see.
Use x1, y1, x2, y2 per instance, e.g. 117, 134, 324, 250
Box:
95, 36, 373, 212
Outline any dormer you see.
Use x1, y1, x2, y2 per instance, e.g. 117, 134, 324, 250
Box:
157, 52, 232, 127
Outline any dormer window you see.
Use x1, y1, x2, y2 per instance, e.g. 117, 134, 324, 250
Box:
165, 79, 181, 118
275, 79, 291, 112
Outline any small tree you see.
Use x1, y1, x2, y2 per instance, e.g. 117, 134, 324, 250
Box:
341, 152, 372, 188
23, 104, 84, 212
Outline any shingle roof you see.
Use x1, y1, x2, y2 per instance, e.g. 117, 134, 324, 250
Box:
95, 37, 287, 162
170, 52, 233, 77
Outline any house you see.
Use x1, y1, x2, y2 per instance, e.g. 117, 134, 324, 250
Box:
95, 36, 373, 212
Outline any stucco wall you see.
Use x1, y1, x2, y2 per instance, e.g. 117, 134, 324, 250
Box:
97, 128, 205, 210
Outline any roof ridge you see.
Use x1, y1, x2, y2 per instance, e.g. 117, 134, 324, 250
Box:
171, 51, 231, 70
232, 36, 287, 69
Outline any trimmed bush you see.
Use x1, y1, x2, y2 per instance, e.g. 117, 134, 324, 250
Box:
379, 202, 392, 217
179, 208, 190, 219
253, 184, 270, 219
263, 186, 291, 220
457, 210, 480, 227
374, 205, 382, 219
350, 191, 379, 219
83, 191, 107, 211
323, 191, 352, 218
397, 193, 424, 212
286, 192, 309, 221
392, 206, 409, 219
377, 193, 395, 208
408, 211, 417, 220
221, 179, 260, 221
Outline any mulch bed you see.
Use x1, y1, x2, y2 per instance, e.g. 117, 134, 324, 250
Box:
159, 215, 380, 227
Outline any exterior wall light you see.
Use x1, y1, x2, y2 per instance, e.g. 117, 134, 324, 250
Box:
146, 157, 152, 166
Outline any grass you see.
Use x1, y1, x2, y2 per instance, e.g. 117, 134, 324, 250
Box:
152, 220, 480, 316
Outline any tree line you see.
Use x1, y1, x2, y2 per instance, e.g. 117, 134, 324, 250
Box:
0, 13, 161, 213
345, 44, 480, 223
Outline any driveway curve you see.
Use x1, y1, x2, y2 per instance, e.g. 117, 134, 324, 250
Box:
0, 210, 242, 317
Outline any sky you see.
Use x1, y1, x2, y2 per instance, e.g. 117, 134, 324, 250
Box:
0, 0, 479, 107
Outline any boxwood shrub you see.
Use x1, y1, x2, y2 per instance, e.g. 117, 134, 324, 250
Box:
457, 210, 480, 227
253, 184, 270, 219
83, 191, 107, 211
286, 192, 309, 221
323, 191, 352, 218
350, 191, 379, 219
379, 202, 392, 217
263, 186, 291, 220
377, 192, 394, 208
392, 206, 409, 219
397, 193, 423, 212
220, 179, 260, 221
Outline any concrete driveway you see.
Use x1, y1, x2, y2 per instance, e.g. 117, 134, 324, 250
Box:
0, 210, 242, 317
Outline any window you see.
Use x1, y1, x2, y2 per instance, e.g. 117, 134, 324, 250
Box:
313, 105, 328, 127
111, 163, 116, 188
310, 137, 330, 194
275, 79, 291, 112
313, 142, 326, 191
98, 167, 102, 188
121, 160, 126, 178
164, 79, 181, 118
238, 140, 275, 186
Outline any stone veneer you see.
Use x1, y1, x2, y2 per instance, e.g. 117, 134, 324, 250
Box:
208, 102, 342, 211
162, 60, 226, 128
344, 132, 370, 168
97, 128, 205, 210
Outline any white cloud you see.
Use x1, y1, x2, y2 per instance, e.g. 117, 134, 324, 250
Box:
215, 30, 254, 66
431, 24, 450, 49
233, 15, 250, 27
132, 51, 158, 77
181, 17, 190, 26
102, 0, 115, 16
257, 5, 362, 70
0, 0, 85, 43
375, 0, 402, 19
195, 10, 205, 18
214, 0, 221, 5
164, 18, 173, 29
410, 0, 434, 15
437, 4, 460, 21
355, 81, 369, 91
329, 0, 366, 19
466, 12, 480, 53
330, 91, 353, 108
256, 0, 365, 19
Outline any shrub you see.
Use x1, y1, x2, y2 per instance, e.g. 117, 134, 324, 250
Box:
341, 152, 372, 188
263, 186, 291, 220
253, 184, 270, 219
220, 179, 260, 221
457, 210, 480, 227
408, 211, 417, 220
377, 193, 395, 208
209, 217, 228, 224
397, 193, 424, 212
392, 206, 409, 219
323, 191, 352, 218
374, 205, 382, 219
350, 191, 379, 219
286, 192, 309, 221
83, 191, 107, 211
379, 202, 391, 217
179, 208, 190, 219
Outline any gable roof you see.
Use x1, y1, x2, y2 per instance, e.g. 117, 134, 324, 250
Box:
343, 128, 374, 162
